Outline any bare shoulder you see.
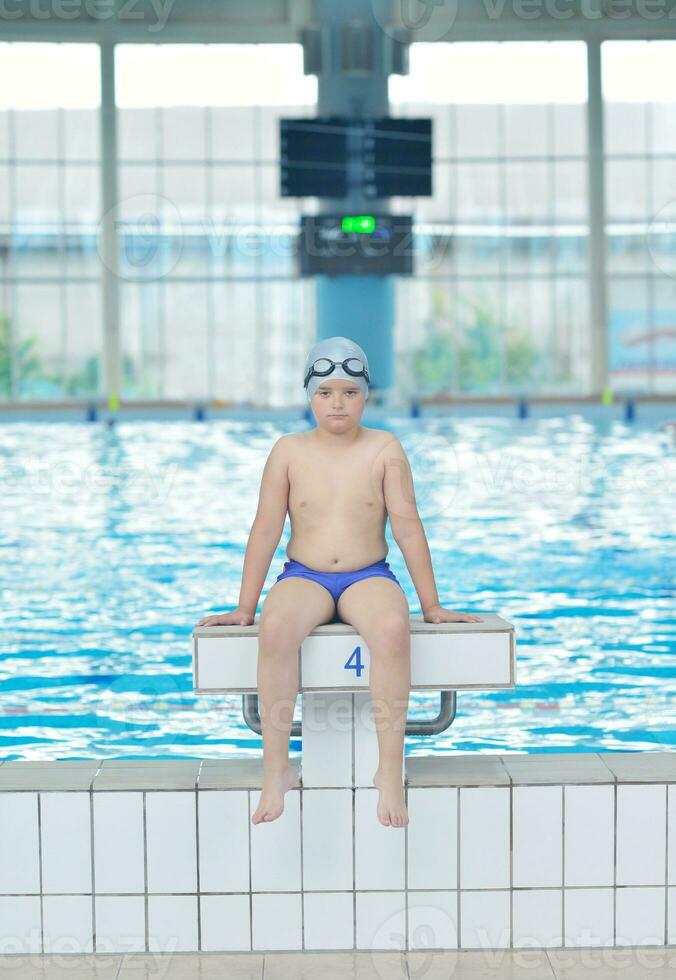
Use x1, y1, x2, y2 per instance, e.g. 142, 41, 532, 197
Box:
365, 428, 404, 479
366, 426, 401, 452
285, 431, 308, 453
281, 431, 313, 464
271, 433, 299, 451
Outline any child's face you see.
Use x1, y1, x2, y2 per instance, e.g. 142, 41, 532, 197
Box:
312, 379, 365, 428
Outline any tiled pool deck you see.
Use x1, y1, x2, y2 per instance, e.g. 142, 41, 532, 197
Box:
0, 947, 676, 978
0, 751, 675, 961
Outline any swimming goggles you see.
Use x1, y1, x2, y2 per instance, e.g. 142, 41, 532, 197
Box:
303, 357, 370, 389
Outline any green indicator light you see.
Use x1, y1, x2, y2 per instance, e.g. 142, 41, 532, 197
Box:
342, 215, 376, 234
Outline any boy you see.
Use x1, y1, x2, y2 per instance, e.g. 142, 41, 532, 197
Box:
196, 336, 480, 828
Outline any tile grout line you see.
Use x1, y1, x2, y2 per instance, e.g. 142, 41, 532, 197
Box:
299, 759, 305, 952
299, 686, 304, 954
664, 783, 669, 946
195, 765, 202, 952
613, 777, 617, 946
456, 785, 461, 949
143, 791, 149, 954
404, 763, 408, 955
509, 780, 513, 950
37, 791, 44, 955
89, 784, 96, 954
500, 755, 513, 951
352, 693, 357, 953
560, 784, 564, 947
248, 789, 253, 954
88, 767, 98, 956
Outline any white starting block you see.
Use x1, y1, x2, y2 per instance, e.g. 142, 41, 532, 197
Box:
192, 613, 516, 788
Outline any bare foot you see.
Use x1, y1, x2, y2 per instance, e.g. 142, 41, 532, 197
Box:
251, 766, 301, 825
373, 767, 409, 828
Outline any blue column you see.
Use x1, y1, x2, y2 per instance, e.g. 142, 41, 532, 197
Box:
312, 0, 397, 404
316, 276, 394, 392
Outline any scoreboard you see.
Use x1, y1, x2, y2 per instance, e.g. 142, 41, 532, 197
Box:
281, 116, 432, 198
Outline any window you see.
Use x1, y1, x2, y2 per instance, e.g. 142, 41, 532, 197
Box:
603, 40, 676, 395
0, 43, 100, 400
390, 41, 589, 396
115, 43, 317, 404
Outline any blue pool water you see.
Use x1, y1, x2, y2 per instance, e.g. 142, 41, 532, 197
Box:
0, 415, 674, 761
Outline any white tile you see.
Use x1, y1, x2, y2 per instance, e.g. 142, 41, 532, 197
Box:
459, 890, 510, 949
512, 889, 563, 948
355, 892, 406, 951
147, 895, 199, 953
564, 888, 614, 947
459, 787, 510, 889
251, 893, 302, 951
302, 789, 353, 891
40, 792, 92, 894
250, 789, 301, 892
94, 896, 146, 953
615, 887, 665, 946
146, 791, 197, 893
300, 692, 353, 787
513, 786, 562, 888
668, 887, 676, 944
616, 784, 666, 886
303, 892, 354, 950
669, 786, 676, 885
198, 790, 249, 892
200, 894, 251, 952
355, 788, 405, 890
42, 895, 93, 954
408, 788, 457, 890
408, 891, 458, 950
93, 792, 145, 894
0, 897, 42, 954
353, 692, 381, 788
564, 785, 614, 887
0, 792, 40, 893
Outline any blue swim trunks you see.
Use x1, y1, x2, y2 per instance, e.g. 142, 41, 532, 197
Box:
275, 558, 402, 605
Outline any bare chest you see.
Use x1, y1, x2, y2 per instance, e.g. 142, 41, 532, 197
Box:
287, 439, 385, 522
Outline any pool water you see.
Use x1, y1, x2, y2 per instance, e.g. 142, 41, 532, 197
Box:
0, 416, 674, 760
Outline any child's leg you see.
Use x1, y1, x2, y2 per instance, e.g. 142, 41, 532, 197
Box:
336, 576, 411, 827
253, 576, 335, 823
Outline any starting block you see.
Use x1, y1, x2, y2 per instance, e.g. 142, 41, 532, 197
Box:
192, 613, 516, 788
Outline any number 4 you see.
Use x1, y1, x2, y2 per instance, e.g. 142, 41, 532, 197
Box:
344, 645, 365, 677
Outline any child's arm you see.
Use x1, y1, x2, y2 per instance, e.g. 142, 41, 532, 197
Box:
381, 437, 480, 623
237, 436, 291, 615
196, 436, 290, 627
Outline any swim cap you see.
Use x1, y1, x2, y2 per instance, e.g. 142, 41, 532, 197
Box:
304, 336, 370, 402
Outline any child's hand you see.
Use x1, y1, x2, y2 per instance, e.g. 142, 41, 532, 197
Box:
424, 605, 481, 624
195, 607, 255, 627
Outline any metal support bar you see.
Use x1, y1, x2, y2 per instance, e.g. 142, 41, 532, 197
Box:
242, 690, 457, 737
99, 41, 121, 405
587, 38, 609, 396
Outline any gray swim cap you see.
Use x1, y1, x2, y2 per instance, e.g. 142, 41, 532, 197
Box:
304, 336, 370, 402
